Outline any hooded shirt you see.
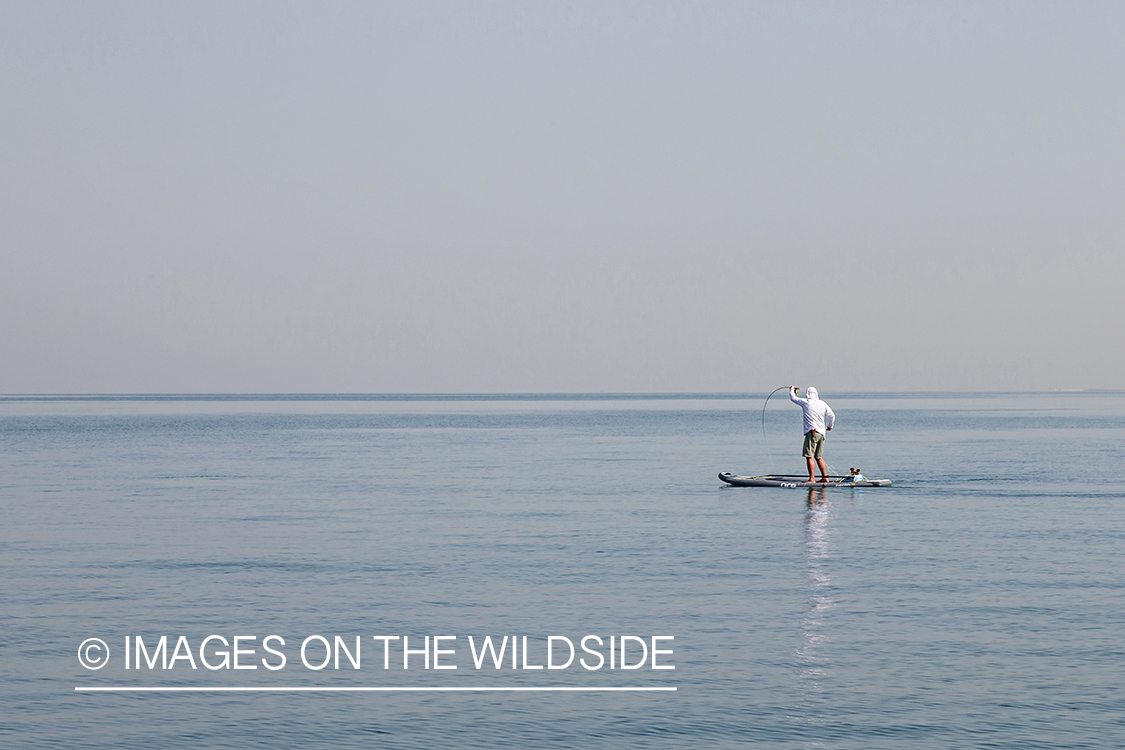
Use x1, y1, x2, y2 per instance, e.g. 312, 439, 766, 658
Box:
790, 386, 835, 435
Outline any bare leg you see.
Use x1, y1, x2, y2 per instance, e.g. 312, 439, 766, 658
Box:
817, 458, 829, 483
805, 457, 816, 483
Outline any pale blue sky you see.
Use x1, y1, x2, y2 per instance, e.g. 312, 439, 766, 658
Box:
2, 1, 1122, 392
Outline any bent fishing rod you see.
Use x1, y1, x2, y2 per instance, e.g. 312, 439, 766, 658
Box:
761, 386, 794, 473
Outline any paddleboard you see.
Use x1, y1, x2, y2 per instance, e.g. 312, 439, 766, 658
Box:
719, 472, 892, 488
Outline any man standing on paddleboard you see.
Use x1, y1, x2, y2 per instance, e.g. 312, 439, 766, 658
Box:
790, 386, 835, 484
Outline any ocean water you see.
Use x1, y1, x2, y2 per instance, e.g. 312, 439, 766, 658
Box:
2, 392, 1124, 749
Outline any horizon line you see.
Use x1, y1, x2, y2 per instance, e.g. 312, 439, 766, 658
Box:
5, 389, 1122, 400
76, 685, 677, 693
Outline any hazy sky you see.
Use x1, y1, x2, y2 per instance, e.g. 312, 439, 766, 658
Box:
2, 1, 1123, 393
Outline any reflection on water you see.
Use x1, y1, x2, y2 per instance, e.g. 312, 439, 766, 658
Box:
797, 487, 833, 695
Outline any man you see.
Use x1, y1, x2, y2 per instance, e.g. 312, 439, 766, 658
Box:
789, 386, 835, 484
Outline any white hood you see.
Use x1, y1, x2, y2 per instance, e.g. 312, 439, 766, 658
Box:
806, 386, 819, 400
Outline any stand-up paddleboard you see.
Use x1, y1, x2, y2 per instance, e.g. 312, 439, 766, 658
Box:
719, 473, 892, 488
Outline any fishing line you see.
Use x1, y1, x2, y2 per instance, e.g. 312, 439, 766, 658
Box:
761, 386, 791, 473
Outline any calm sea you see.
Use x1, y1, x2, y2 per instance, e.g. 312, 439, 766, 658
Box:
2, 393, 1123, 749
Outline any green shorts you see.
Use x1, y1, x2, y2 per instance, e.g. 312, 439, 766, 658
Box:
802, 430, 825, 459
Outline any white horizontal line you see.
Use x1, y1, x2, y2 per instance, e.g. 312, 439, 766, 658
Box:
76, 686, 676, 693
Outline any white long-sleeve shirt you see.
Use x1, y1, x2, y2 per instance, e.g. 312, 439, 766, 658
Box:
790, 387, 835, 434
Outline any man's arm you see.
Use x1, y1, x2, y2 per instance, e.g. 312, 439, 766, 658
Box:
825, 404, 835, 430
